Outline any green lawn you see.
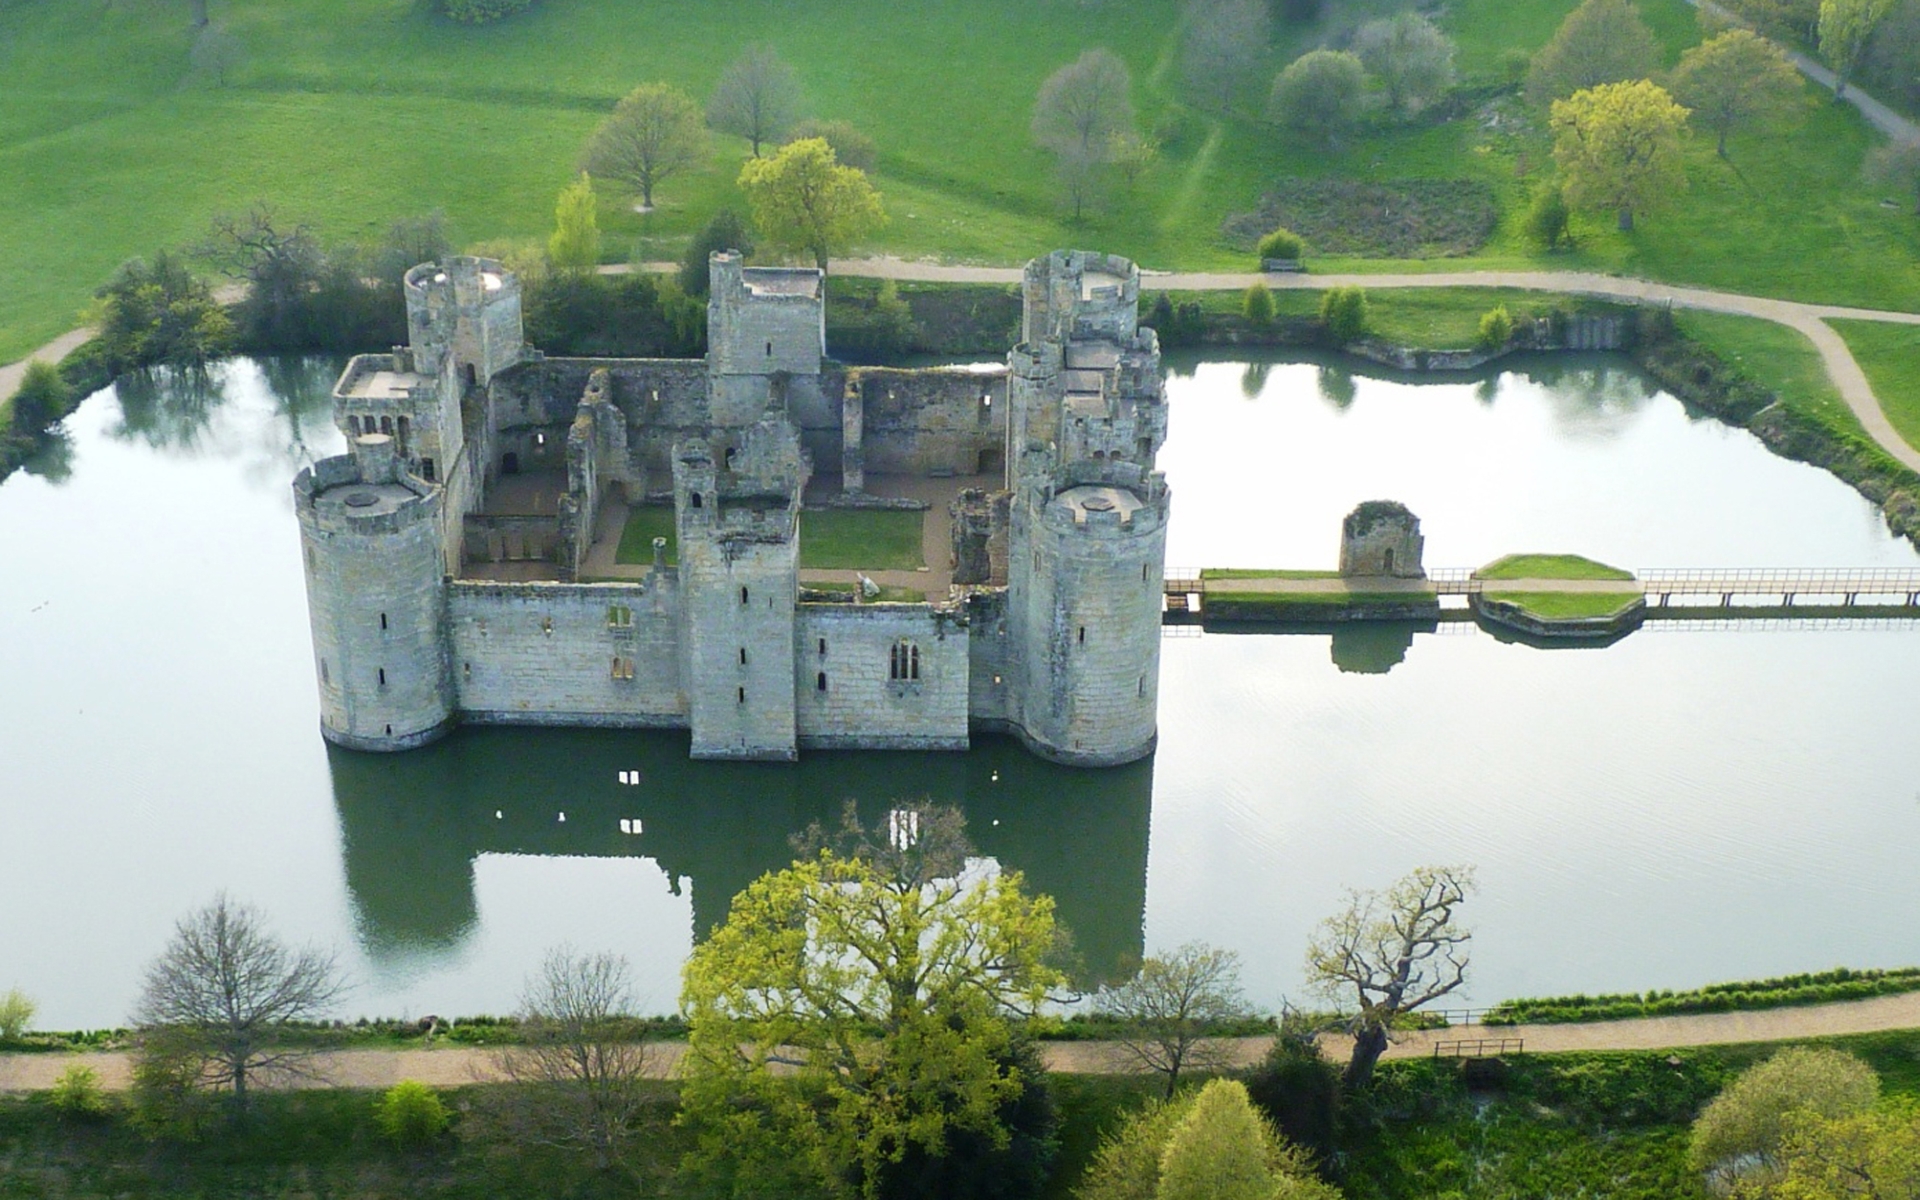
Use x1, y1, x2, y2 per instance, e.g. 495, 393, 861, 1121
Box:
1831, 319, 1920, 452
1483, 590, 1643, 619
3, 0, 1918, 368
1198, 567, 1340, 580
798, 508, 925, 571
1675, 310, 1862, 436
614, 506, 676, 565
1478, 553, 1635, 580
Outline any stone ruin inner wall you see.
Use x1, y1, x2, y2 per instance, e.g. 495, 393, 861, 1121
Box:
794, 605, 970, 751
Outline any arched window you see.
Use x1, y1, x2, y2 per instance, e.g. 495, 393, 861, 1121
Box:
691, 492, 704, 509
889, 640, 921, 682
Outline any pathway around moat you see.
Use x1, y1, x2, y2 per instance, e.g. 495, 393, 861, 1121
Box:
6, 991, 1920, 1093
8, 268, 1920, 474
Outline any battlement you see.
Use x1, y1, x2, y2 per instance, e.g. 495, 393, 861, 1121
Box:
294, 435, 438, 534
1022, 250, 1141, 346
404, 256, 525, 388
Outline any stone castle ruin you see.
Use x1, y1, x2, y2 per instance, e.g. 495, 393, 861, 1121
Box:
294, 250, 1170, 766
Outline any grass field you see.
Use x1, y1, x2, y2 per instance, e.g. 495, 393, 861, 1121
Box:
1199, 567, 1341, 580
3, 0, 1917, 369
1675, 310, 1862, 436
797, 509, 925, 571
614, 505, 676, 565
1830, 319, 1920, 450
1477, 553, 1635, 580
1483, 590, 1643, 619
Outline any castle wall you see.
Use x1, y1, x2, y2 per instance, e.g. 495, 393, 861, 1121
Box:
794, 605, 970, 751
965, 590, 1016, 728
850, 367, 1010, 477
448, 579, 685, 726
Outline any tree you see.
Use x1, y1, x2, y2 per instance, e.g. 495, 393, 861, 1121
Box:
1268, 50, 1368, 145
1774, 1100, 1920, 1199
709, 44, 805, 157
131, 893, 344, 1119
188, 23, 244, 87
738, 137, 886, 271
679, 802, 1068, 1200
475, 947, 655, 1172
1551, 79, 1691, 231
203, 203, 327, 350
1241, 1015, 1341, 1161
548, 173, 600, 271
1819, 0, 1896, 98
1867, 137, 1920, 214
1525, 0, 1663, 109
679, 208, 755, 296
1525, 183, 1574, 249
1032, 49, 1137, 162
787, 118, 877, 172
1478, 304, 1514, 350
0, 988, 34, 1041
1671, 29, 1806, 158
92, 251, 234, 371
1304, 864, 1474, 1089
1689, 1047, 1880, 1189
1181, 0, 1270, 112
1096, 942, 1251, 1097
1319, 285, 1369, 344
1243, 283, 1277, 327
1074, 1079, 1338, 1200
585, 83, 706, 209
1354, 12, 1457, 117
8, 362, 72, 433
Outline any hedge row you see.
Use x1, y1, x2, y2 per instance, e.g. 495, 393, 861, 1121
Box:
1486, 966, 1920, 1025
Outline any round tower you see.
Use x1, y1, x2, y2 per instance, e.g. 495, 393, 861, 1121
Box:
1014, 481, 1168, 766
294, 434, 454, 751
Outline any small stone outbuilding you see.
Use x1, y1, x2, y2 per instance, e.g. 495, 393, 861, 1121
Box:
1338, 500, 1426, 578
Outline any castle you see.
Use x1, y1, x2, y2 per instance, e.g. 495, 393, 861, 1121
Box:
293, 249, 1170, 767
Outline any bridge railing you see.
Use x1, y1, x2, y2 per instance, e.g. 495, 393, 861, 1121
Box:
1432, 1036, 1524, 1059
1638, 567, 1920, 595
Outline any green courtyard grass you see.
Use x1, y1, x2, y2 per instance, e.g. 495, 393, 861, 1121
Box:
2, 0, 1917, 369
614, 506, 676, 565
797, 508, 925, 571
1831, 319, 1920, 452
1483, 590, 1643, 619
1477, 553, 1635, 580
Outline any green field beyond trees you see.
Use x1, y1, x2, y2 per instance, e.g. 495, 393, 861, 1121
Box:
1, 0, 1917, 367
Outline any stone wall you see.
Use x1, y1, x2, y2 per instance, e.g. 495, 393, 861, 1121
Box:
850, 367, 1009, 477
449, 578, 685, 726
794, 605, 970, 750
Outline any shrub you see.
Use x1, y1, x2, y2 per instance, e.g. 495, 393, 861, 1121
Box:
438, 0, 534, 23
0, 989, 35, 1041
374, 1079, 452, 1146
1525, 184, 1573, 250
1268, 50, 1368, 144
679, 209, 755, 297
49, 1065, 111, 1120
1243, 282, 1277, 326
524, 271, 704, 357
1690, 1047, 1879, 1183
785, 118, 877, 173
1478, 305, 1514, 350
1242, 1032, 1340, 1160
1257, 227, 1305, 262
1319, 286, 1369, 344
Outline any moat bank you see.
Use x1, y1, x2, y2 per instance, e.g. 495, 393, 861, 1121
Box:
3, 355, 1918, 1029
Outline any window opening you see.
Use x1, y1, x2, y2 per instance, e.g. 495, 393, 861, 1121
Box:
817, 671, 828, 691
1078, 626, 1086, 645
740, 586, 749, 605
380, 416, 393, 436
765, 341, 773, 356
421, 458, 436, 482
691, 491, 703, 508
377, 667, 387, 686
739, 647, 747, 666
737, 686, 746, 704
320, 659, 329, 685
608, 604, 633, 627
379, 612, 388, 631
888, 640, 921, 681
611, 656, 635, 681
818, 638, 827, 656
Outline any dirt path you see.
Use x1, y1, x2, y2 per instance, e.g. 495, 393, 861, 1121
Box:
8, 993, 1920, 1093
0, 327, 93, 410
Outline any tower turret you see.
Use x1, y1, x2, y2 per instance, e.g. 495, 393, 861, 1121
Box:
295, 434, 455, 751
404, 256, 525, 390
706, 251, 825, 426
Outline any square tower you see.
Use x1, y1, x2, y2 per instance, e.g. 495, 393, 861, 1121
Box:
706, 252, 825, 426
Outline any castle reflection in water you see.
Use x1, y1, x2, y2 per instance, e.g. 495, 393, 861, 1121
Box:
327, 727, 1153, 990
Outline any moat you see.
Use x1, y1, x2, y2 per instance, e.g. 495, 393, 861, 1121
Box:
4, 352, 1919, 1028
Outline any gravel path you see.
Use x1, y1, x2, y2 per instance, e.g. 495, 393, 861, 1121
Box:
8, 992, 1920, 1093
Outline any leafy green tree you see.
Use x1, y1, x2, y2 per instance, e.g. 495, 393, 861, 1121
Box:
1268, 50, 1368, 145
1774, 1099, 1920, 1199
679, 803, 1066, 1200
1818, 0, 1896, 98
1550, 79, 1691, 231
585, 83, 707, 209
680, 208, 756, 296
131, 893, 344, 1120
1867, 137, 1920, 214
548, 173, 601, 271
1073, 1080, 1336, 1200
1305, 864, 1473, 1088
709, 44, 805, 157
0, 988, 35, 1041
1690, 1046, 1880, 1189
1478, 304, 1514, 350
374, 1080, 452, 1146
8, 362, 71, 433
1241, 1018, 1341, 1161
1525, 0, 1662, 109
738, 137, 886, 271
1525, 184, 1574, 249
1096, 942, 1252, 1096
1242, 284, 1277, 328
1672, 29, 1806, 158
49, 1065, 111, 1120
438, 0, 535, 23
1033, 49, 1139, 218
786, 118, 878, 172
1318, 286, 1370, 344
92, 252, 233, 371
1353, 12, 1457, 117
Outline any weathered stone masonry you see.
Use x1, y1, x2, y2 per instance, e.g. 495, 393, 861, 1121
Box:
294, 249, 1170, 766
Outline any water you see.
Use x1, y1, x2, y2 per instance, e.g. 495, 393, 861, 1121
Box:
3, 354, 1917, 1029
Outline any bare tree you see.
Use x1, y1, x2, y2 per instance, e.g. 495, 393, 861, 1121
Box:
1354, 12, 1457, 117
188, 23, 244, 87
478, 948, 656, 1172
1181, 0, 1269, 113
584, 83, 707, 210
708, 44, 805, 157
1033, 48, 1137, 161
131, 893, 344, 1117
1096, 942, 1251, 1097
1304, 864, 1474, 1089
